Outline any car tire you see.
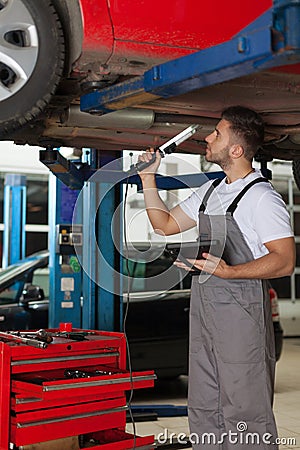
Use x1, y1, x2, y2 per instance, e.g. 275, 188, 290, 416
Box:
0, 0, 65, 134
292, 160, 300, 190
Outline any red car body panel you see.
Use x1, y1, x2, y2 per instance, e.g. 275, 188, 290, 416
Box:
79, 0, 273, 67
80, 0, 114, 59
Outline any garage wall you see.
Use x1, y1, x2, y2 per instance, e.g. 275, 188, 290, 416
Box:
270, 171, 300, 336
0, 142, 48, 174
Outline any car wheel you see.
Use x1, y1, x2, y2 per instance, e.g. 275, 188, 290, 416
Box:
293, 160, 300, 190
0, 0, 65, 133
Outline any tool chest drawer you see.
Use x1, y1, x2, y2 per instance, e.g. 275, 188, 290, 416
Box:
78, 429, 155, 449
12, 368, 156, 401
10, 333, 125, 375
12, 389, 124, 413
11, 398, 127, 446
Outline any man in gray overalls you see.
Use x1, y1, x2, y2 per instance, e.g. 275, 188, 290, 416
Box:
137, 106, 295, 449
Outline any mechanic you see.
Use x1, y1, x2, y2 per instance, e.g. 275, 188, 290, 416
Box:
137, 106, 295, 449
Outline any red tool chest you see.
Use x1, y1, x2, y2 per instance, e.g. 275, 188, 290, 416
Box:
0, 328, 156, 450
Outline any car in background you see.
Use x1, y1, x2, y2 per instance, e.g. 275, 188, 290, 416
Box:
269, 284, 283, 363
0, 249, 283, 378
0, 251, 49, 331
2, 1, 300, 187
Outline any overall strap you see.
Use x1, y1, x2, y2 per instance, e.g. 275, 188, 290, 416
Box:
226, 177, 269, 216
199, 178, 222, 212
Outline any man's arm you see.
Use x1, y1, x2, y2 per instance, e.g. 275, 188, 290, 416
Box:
178, 236, 295, 279
139, 150, 196, 235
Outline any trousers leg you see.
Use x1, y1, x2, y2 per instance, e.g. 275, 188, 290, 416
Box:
188, 280, 226, 449
206, 282, 278, 450
188, 280, 278, 449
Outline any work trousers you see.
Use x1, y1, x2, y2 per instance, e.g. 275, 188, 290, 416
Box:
188, 278, 278, 450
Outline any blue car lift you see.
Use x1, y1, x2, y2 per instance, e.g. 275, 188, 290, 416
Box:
48, 176, 82, 328
40, 0, 300, 419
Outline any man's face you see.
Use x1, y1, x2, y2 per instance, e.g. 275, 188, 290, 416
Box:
205, 119, 233, 170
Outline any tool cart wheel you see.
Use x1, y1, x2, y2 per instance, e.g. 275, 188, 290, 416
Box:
0, 0, 65, 134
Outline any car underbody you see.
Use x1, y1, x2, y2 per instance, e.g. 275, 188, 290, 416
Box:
7, 70, 300, 159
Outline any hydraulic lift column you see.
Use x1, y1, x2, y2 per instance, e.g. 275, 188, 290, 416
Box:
40, 147, 124, 332
48, 175, 82, 328
2, 174, 26, 268
80, 150, 123, 332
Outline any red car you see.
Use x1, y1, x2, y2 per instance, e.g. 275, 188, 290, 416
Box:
1, 0, 300, 186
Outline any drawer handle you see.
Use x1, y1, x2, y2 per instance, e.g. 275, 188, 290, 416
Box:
43, 374, 157, 392
12, 352, 119, 366
17, 406, 128, 428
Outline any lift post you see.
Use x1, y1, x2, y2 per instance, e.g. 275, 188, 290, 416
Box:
48, 175, 82, 328
81, 148, 98, 330
42, 148, 125, 332
80, 151, 124, 332
2, 174, 26, 268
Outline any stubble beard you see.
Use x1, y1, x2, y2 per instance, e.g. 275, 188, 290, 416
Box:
205, 145, 232, 171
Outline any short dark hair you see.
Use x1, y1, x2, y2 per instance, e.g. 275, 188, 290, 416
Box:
221, 106, 264, 160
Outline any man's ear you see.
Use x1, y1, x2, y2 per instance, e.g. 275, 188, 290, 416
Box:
230, 144, 244, 159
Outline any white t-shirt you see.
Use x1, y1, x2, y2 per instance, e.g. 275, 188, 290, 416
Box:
179, 170, 293, 259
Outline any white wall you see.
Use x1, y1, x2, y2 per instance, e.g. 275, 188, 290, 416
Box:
0, 141, 48, 174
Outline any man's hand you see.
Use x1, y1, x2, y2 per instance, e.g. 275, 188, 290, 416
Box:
190, 253, 230, 277
137, 148, 161, 179
174, 253, 229, 278
136, 147, 196, 236
174, 236, 295, 280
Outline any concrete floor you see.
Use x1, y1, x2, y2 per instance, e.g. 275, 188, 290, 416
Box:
127, 338, 300, 449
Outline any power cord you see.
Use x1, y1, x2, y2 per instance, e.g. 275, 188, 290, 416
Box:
123, 173, 137, 449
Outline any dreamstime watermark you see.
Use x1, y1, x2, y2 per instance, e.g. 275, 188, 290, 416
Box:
157, 422, 297, 446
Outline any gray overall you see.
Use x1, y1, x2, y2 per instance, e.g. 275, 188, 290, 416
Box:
188, 178, 278, 449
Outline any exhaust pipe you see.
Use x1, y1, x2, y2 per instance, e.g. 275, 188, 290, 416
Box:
62, 106, 155, 130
